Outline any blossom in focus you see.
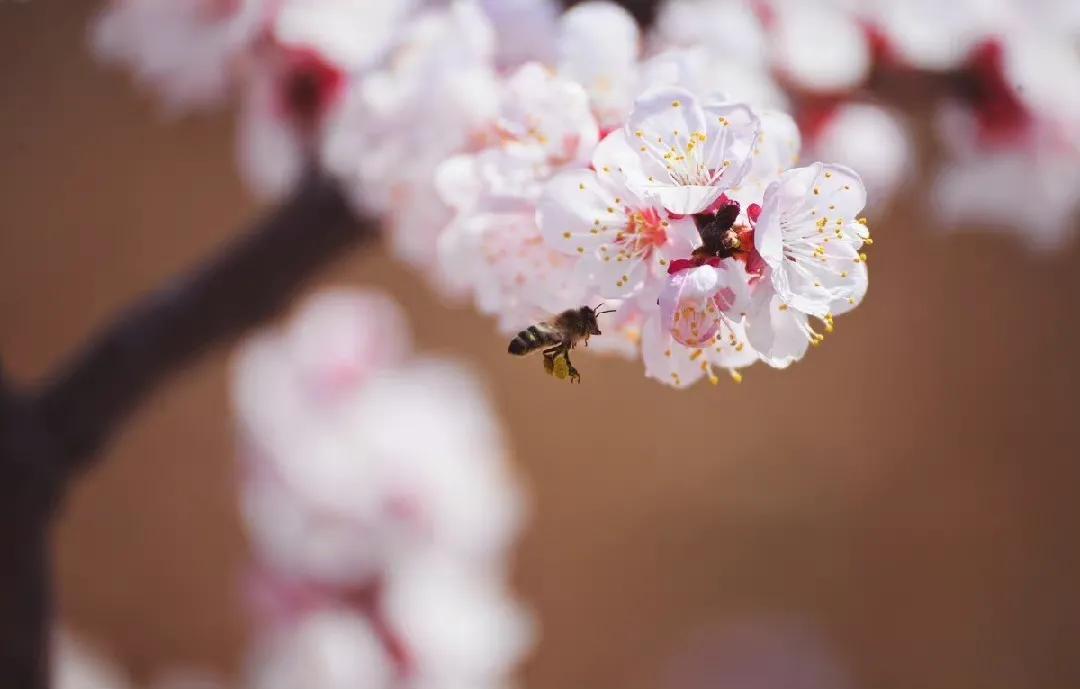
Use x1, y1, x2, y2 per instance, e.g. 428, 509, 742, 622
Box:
618, 86, 761, 214
538, 132, 701, 299
747, 163, 869, 366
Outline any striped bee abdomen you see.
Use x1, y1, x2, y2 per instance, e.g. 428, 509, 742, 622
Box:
508, 324, 560, 355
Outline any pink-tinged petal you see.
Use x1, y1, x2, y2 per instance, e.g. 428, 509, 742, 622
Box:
499, 62, 600, 168
658, 265, 725, 348
642, 313, 706, 389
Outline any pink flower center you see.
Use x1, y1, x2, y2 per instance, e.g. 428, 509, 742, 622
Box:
670, 296, 725, 348
615, 207, 668, 261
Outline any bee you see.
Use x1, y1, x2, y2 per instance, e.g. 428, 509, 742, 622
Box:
508, 305, 614, 383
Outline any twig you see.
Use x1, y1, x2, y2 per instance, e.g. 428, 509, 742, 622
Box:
0, 169, 375, 687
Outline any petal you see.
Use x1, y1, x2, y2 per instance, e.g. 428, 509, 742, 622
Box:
829, 260, 868, 316
536, 169, 622, 255
706, 318, 759, 370
732, 108, 801, 198
579, 250, 650, 298
641, 312, 706, 388
699, 100, 760, 189
746, 286, 811, 369
653, 185, 726, 215
627, 85, 706, 151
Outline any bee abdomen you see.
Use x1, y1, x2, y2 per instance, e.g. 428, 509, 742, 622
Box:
508, 325, 559, 355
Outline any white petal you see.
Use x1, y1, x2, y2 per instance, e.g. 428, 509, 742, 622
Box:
536, 170, 622, 255
746, 286, 811, 369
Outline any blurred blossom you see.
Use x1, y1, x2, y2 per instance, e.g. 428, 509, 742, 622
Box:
557, 1, 642, 129
766, 0, 872, 94
232, 288, 530, 688
664, 616, 853, 689
933, 106, 1080, 251
54, 631, 131, 689
321, 0, 499, 266
479, 0, 560, 68
91, 0, 267, 112
384, 553, 535, 689
247, 608, 394, 689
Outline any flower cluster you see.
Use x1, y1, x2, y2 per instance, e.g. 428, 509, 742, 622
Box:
230, 289, 531, 689
93, 0, 880, 387
92, 0, 1077, 386
318, 1, 875, 386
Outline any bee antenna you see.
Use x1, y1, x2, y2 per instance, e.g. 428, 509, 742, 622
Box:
599, 309, 616, 315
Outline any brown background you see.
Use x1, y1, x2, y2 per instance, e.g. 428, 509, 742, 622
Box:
2, 1, 1079, 687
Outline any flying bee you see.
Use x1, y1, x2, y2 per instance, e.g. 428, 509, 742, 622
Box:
508, 305, 615, 383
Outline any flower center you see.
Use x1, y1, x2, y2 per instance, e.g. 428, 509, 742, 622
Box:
614, 207, 667, 261
670, 295, 725, 348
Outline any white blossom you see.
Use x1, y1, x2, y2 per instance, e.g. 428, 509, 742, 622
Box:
91, 0, 267, 112
247, 609, 394, 689
537, 132, 701, 299
618, 86, 760, 215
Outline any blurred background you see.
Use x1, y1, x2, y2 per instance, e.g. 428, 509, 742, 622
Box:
2, 1, 1079, 688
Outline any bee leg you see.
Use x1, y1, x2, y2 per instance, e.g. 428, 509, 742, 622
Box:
562, 350, 581, 383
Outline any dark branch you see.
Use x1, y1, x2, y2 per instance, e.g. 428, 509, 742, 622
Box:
34, 168, 376, 474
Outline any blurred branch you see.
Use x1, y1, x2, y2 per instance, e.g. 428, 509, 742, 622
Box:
0, 169, 375, 688
37, 168, 374, 474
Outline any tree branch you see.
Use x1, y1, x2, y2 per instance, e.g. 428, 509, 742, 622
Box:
34, 168, 375, 475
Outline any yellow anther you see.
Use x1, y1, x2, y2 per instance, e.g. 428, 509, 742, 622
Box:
729, 370, 743, 384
